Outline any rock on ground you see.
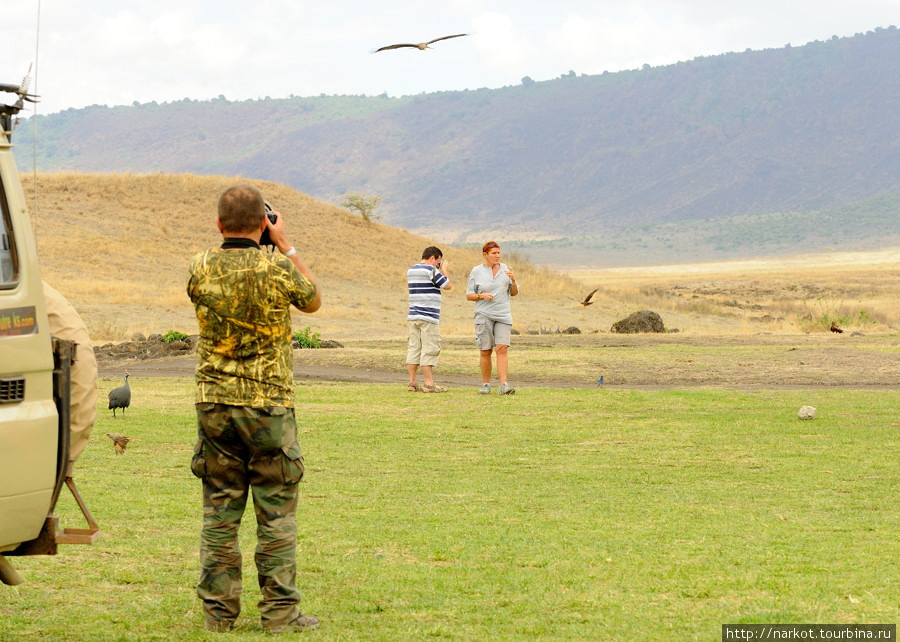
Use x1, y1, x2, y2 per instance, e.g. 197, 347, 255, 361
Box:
798, 405, 817, 420
611, 310, 665, 334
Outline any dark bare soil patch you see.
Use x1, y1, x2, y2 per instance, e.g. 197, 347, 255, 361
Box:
96, 332, 900, 390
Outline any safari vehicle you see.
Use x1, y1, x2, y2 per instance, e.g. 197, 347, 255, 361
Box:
0, 78, 98, 586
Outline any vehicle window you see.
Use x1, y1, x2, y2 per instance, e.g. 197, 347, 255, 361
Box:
0, 176, 18, 288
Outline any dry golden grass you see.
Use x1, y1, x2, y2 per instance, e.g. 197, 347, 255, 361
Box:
24, 172, 583, 341
22, 172, 899, 341
565, 248, 900, 334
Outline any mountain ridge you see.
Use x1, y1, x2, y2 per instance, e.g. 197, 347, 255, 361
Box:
18, 27, 900, 266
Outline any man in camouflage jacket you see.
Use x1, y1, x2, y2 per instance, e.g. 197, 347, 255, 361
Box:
187, 184, 322, 634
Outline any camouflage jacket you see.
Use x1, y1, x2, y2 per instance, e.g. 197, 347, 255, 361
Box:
187, 248, 317, 407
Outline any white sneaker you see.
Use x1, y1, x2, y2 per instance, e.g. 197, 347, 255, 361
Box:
498, 382, 516, 395
478, 383, 491, 395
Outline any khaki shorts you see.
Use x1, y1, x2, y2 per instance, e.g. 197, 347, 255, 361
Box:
407, 319, 442, 367
474, 314, 512, 350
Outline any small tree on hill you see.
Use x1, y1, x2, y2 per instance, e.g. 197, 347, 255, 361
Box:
340, 193, 382, 223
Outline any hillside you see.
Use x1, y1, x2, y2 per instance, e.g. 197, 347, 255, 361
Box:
23, 173, 580, 341
18, 28, 900, 266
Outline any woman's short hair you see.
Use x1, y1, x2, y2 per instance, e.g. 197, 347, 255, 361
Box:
218, 184, 265, 234
482, 241, 500, 253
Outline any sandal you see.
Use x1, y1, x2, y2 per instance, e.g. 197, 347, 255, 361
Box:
422, 384, 448, 393
407, 383, 420, 392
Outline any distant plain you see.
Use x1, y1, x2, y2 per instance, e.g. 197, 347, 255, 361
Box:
25, 173, 900, 346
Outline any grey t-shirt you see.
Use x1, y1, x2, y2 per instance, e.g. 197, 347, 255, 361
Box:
466, 263, 515, 324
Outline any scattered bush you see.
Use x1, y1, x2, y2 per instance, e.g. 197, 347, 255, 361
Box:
339, 193, 382, 222
293, 327, 322, 349
162, 330, 189, 342
797, 298, 880, 333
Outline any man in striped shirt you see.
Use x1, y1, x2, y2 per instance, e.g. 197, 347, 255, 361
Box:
406, 246, 452, 392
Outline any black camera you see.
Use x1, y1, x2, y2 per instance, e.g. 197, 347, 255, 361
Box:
259, 201, 277, 248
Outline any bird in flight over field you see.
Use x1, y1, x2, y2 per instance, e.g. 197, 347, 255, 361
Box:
374, 33, 468, 53
569, 288, 600, 306
106, 432, 141, 455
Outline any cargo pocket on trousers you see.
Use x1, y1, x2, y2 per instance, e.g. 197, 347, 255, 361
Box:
474, 319, 488, 350
281, 442, 305, 486
190, 439, 208, 479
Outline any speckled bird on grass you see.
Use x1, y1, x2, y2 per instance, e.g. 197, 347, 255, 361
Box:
108, 370, 131, 417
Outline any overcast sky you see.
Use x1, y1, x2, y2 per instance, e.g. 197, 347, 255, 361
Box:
4, 0, 900, 115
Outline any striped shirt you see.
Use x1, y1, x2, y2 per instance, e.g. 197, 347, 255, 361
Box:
407, 263, 450, 323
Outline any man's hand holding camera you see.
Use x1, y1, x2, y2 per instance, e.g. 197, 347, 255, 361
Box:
263, 207, 322, 313
263, 208, 291, 255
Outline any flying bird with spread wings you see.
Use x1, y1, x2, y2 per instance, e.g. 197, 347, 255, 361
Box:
373, 33, 468, 53
106, 432, 141, 455
569, 288, 600, 306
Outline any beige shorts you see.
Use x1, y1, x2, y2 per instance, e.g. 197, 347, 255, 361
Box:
474, 314, 512, 350
407, 319, 442, 367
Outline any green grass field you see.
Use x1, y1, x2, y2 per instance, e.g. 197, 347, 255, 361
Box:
2, 380, 898, 640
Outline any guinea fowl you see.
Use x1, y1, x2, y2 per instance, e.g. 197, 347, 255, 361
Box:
108, 371, 131, 418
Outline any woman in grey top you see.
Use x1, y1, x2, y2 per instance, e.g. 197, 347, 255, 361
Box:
466, 241, 519, 395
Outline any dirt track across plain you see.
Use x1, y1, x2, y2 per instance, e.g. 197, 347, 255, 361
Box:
97, 333, 900, 391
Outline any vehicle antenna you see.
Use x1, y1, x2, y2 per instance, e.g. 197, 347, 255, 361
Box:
30, 0, 43, 237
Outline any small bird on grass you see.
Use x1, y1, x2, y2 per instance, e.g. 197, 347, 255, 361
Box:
108, 370, 131, 418
373, 33, 468, 53
596, 376, 604, 387
569, 288, 600, 306
106, 432, 141, 455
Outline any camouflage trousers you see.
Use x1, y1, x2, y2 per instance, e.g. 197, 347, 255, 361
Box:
191, 403, 306, 630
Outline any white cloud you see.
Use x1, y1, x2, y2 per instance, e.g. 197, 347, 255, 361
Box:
546, 9, 752, 75
3, 0, 899, 113
471, 12, 533, 70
